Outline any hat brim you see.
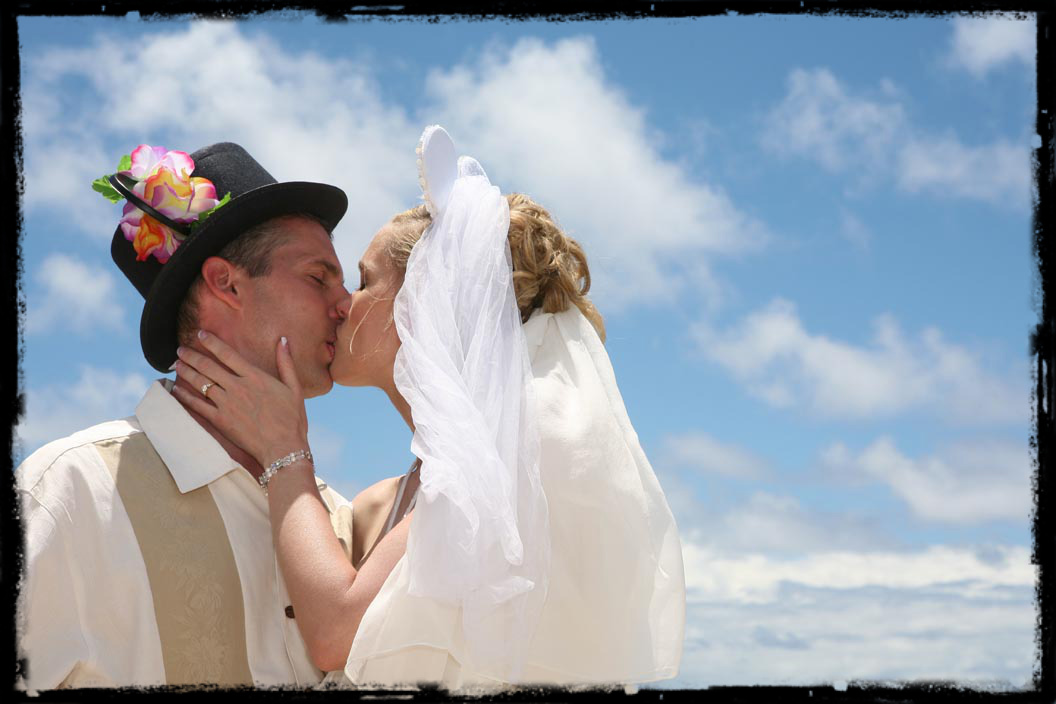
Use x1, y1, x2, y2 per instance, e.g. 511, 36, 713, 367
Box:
139, 181, 347, 372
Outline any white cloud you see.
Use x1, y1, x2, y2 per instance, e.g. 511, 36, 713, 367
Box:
21, 139, 116, 241
422, 36, 769, 308
822, 437, 1032, 524
672, 544, 1034, 687
666, 526, 1035, 687
682, 541, 1032, 606
660, 432, 770, 479
897, 134, 1032, 205
16, 365, 149, 459
657, 471, 895, 556
655, 423, 1035, 687
695, 492, 894, 555
22, 21, 421, 265
25, 253, 126, 335
761, 67, 904, 177
654, 466, 1035, 686
22, 25, 767, 312
946, 14, 1036, 78
692, 298, 1025, 424
655, 429, 1036, 685
762, 68, 1031, 208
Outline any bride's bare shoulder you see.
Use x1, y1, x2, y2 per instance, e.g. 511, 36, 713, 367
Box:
350, 475, 402, 568
352, 475, 402, 510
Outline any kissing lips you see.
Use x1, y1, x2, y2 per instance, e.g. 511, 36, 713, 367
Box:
325, 340, 336, 361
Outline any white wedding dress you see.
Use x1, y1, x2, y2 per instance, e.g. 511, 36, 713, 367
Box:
328, 127, 685, 689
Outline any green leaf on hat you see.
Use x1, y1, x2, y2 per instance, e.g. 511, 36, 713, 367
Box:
117, 154, 132, 172
191, 192, 232, 230
91, 174, 124, 203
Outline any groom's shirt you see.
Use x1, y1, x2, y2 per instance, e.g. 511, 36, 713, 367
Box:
16, 379, 355, 690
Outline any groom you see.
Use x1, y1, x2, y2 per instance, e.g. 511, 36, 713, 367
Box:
17, 143, 355, 689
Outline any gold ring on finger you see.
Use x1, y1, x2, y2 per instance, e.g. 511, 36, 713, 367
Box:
201, 382, 216, 397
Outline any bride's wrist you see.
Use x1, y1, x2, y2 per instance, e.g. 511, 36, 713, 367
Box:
258, 439, 311, 468
259, 446, 314, 496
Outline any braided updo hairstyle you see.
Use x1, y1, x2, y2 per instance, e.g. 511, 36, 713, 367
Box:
386, 193, 606, 342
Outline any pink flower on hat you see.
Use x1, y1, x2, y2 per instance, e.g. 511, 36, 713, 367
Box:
96, 145, 225, 264
136, 164, 219, 225
122, 144, 195, 182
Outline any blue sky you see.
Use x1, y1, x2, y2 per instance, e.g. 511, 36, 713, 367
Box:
15, 12, 1038, 688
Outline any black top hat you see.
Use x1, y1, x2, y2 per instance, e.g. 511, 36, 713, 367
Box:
110, 142, 348, 372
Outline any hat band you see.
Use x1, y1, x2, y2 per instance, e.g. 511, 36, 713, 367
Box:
108, 173, 192, 240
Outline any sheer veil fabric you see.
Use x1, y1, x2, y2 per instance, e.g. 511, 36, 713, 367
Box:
336, 127, 685, 689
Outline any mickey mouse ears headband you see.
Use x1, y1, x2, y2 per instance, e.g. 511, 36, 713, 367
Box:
416, 124, 489, 220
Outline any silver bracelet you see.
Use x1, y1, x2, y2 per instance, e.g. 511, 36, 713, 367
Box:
259, 449, 313, 496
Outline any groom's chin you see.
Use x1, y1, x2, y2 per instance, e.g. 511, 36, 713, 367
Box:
326, 361, 349, 388
301, 370, 336, 399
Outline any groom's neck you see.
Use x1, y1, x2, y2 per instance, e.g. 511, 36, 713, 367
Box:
170, 375, 267, 481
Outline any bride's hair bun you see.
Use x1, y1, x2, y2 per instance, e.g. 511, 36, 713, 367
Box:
388, 194, 606, 342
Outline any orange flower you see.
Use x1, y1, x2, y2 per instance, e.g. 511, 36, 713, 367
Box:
130, 215, 176, 263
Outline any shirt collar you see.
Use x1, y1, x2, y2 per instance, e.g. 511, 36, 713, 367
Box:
135, 379, 243, 494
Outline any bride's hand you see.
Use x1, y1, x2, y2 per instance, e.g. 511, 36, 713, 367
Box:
171, 330, 309, 468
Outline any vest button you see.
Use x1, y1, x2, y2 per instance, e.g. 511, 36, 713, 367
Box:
285, 605, 295, 619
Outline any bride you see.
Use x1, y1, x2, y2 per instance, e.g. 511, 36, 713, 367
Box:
173, 126, 685, 688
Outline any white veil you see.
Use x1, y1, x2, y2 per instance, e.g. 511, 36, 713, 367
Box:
347, 126, 549, 683
340, 126, 684, 689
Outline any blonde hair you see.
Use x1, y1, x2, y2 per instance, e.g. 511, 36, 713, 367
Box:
387, 194, 606, 342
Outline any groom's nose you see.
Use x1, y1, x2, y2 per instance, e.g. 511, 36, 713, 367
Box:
332, 289, 353, 321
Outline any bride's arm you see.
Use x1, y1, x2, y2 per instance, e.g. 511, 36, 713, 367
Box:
171, 331, 409, 671
268, 464, 411, 671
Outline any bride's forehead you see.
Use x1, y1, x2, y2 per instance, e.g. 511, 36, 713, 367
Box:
362, 226, 395, 263
371, 223, 395, 245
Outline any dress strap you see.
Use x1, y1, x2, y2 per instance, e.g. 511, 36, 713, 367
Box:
381, 458, 420, 540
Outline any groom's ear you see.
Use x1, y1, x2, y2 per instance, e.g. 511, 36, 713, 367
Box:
200, 256, 246, 311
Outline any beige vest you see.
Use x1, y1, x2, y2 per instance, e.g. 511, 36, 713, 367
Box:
93, 433, 353, 686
